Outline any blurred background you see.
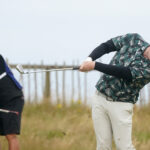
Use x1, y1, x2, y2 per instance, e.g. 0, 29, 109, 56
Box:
0, 0, 150, 149
1, 0, 150, 105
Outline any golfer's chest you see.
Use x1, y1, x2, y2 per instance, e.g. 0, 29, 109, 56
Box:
110, 47, 140, 66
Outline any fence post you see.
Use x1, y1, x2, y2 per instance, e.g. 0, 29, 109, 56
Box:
49, 71, 51, 102
77, 60, 81, 104
41, 60, 44, 94
34, 65, 38, 103
71, 61, 75, 104
84, 72, 87, 105
143, 87, 146, 105
62, 62, 66, 106
148, 83, 150, 104
8, 63, 91, 106
28, 64, 31, 103
44, 71, 50, 103
55, 63, 60, 107
140, 87, 146, 106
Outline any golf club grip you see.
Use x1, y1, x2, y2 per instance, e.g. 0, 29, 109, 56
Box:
73, 66, 80, 70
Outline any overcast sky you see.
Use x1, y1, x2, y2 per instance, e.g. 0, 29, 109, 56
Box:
0, 0, 150, 101
0, 0, 150, 65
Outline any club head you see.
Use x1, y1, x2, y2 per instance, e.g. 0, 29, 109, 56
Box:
16, 64, 26, 74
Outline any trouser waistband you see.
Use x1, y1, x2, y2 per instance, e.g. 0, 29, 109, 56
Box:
96, 90, 114, 101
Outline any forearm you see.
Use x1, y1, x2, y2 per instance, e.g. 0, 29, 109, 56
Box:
94, 62, 132, 82
88, 39, 117, 61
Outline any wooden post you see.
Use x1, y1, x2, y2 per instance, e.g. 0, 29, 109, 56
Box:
34, 65, 38, 103
49, 71, 51, 102
44, 71, 50, 103
62, 62, 66, 106
55, 63, 60, 105
148, 83, 150, 104
84, 72, 87, 105
41, 60, 44, 94
141, 87, 146, 106
71, 61, 75, 104
28, 64, 31, 103
77, 61, 81, 104
139, 88, 144, 107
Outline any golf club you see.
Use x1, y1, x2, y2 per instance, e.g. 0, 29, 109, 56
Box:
0, 108, 19, 115
16, 64, 80, 74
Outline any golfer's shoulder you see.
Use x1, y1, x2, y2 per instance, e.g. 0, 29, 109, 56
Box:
115, 33, 144, 43
126, 33, 141, 36
127, 33, 144, 39
121, 33, 142, 40
111, 33, 137, 44
114, 33, 141, 39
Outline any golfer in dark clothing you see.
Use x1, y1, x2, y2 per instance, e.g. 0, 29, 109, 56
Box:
80, 33, 150, 150
0, 55, 24, 150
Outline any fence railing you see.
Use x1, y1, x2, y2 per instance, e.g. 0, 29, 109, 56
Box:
9, 63, 150, 107
10, 63, 88, 106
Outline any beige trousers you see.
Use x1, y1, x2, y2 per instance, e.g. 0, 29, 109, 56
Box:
92, 91, 136, 150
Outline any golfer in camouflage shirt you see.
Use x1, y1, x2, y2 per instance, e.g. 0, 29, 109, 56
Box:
80, 33, 150, 150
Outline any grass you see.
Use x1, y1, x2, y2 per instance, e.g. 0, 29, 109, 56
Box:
0, 102, 150, 150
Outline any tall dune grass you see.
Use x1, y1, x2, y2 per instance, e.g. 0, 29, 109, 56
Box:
0, 102, 150, 150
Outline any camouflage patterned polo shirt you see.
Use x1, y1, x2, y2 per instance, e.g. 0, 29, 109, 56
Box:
96, 33, 150, 104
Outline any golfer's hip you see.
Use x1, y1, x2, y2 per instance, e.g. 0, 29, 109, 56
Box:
92, 91, 135, 150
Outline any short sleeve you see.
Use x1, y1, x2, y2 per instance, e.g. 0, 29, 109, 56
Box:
112, 35, 123, 50
111, 33, 133, 50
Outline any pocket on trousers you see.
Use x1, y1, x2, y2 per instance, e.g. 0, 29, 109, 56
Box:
119, 104, 133, 125
124, 103, 133, 114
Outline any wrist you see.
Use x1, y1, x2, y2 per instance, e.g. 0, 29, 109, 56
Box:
94, 61, 98, 70
85, 57, 93, 62
91, 61, 96, 70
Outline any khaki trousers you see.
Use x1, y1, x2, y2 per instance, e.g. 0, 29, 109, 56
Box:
92, 91, 136, 150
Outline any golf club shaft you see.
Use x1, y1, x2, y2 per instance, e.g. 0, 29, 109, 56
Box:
24, 66, 80, 74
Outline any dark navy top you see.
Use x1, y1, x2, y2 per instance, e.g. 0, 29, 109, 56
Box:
0, 55, 23, 106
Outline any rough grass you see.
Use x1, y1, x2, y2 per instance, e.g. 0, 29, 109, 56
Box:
0, 102, 150, 150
